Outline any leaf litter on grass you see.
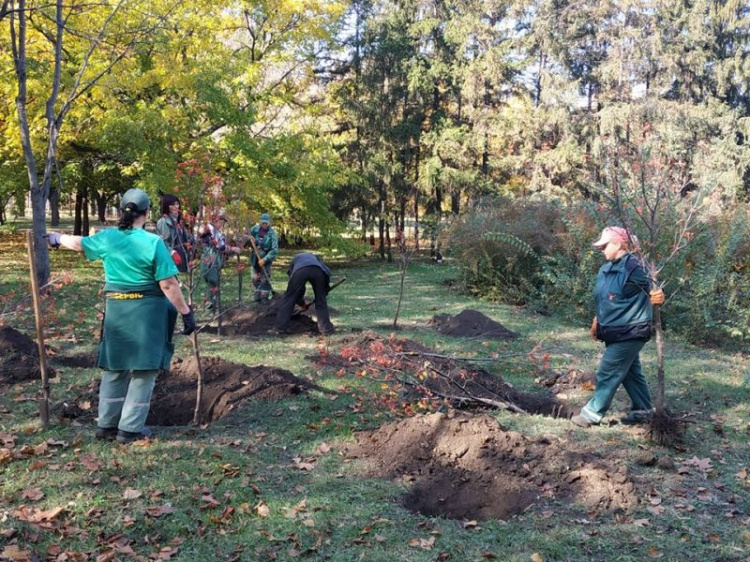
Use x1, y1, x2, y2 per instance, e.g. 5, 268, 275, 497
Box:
315, 331, 573, 418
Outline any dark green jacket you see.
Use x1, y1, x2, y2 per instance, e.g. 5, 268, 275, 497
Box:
594, 253, 652, 343
249, 224, 279, 267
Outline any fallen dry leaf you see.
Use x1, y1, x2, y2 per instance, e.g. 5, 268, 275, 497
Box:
1, 544, 35, 561
122, 488, 143, 500
531, 554, 544, 562
21, 488, 44, 502
681, 456, 713, 471
146, 504, 176, 518
407, 537, 435, 550
13, 505, 65, 523
255, 501, 270, 518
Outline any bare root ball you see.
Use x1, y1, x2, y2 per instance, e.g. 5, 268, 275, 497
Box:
646, 409, 687, 448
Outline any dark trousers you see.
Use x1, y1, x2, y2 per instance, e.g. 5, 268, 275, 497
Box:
275, 266, 333, 334
580, 339, 652, 423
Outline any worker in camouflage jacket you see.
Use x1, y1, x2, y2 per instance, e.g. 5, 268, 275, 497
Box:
248, 213, 279, 302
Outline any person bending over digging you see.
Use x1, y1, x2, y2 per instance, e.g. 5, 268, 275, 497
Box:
47, 188, 195, 444
571, 226, 665, 429
270, 252, 335, 336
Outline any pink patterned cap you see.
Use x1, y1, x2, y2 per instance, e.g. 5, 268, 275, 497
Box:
592, 226, 630, 248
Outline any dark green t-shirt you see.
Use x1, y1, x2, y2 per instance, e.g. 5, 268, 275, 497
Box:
81, 227, 179, 286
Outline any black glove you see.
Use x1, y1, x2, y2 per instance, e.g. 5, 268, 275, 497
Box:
181, 310, 196, 335
47, 232, 62, 249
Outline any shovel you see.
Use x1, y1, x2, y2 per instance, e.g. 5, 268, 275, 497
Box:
247, 235, 275, 299
294, 277, 347, 315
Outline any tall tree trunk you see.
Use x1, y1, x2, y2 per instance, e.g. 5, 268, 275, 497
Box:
49, 183, 60, 227
535, 50, 545, 107
83, 189, 90, 235
12, 0, 51, 289
378, 215, 385, 259
378, 180, 386, 259
413, 145, 420, 249
97, 191, 107, 222
74, 188, 84, 235
385, 220, 392, 263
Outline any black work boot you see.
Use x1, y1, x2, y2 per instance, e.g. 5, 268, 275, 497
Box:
116, 427, 151, 445
95, 427, 118, 441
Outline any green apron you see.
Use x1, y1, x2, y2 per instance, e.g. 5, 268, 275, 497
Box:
97, 283, 178, 371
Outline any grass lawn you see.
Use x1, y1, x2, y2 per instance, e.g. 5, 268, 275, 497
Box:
1, 230, 750, 562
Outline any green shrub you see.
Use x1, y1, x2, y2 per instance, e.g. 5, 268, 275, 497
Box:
446, 197, 599, 310
447, 198, 750, 350
660, 210, 750, 348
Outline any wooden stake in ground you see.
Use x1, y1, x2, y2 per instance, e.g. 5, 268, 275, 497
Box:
25, 230, 50, 427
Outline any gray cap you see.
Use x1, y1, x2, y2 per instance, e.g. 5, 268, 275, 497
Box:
121, 188, 150, 213
260, 213, 271, 223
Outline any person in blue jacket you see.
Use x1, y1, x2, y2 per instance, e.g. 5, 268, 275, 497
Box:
571, 226, 665, 428
271, 252, 335, 336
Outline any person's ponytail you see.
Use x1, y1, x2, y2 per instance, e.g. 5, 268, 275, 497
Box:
118, 203, 145, 230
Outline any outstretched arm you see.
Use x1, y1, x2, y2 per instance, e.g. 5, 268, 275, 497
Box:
48, 233, 83, 252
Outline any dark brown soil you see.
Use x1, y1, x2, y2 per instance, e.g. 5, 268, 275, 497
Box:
147, 356, 315, 426
318, 332, 572, 418
54, 351, 98, 369
343, 412, 637, 521
536, 368, 597, 394
201, 294, 330, 336
0, 326, 56, 385
430, 310, 519, 340
55, 355, 315, 427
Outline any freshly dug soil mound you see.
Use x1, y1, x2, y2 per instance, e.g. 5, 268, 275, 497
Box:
55, 356, 315, 427
343, 412, 637, 521
148, 355, 314, 425
0, 326, 56, 384
536, 368, 597, 394
201, 294, 321, 336
430, 310, 518, 340
319, 333, 571, 418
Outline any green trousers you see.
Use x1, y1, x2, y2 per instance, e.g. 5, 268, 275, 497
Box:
98, 369, 158, 433
580, 340, 653, 424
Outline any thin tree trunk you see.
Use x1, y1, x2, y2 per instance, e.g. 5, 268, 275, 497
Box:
653, 305, 665, 411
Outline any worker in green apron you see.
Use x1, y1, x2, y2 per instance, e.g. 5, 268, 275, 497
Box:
47, 188, 195, 444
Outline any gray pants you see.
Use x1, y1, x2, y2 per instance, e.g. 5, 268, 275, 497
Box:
98, 369, 158, 433
253, 262, 273, 301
